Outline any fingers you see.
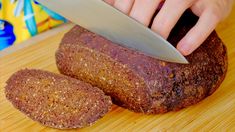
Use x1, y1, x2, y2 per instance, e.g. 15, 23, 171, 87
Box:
103, 0, 115, 5
129, 0, 161, 26
113, 0, 135, 14
151, 0, 195, 39
177, 9, 219, 56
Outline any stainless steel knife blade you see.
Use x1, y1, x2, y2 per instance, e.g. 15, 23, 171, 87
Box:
37, 0, 188, 64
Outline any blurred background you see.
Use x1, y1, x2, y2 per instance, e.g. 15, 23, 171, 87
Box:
0, 0, 67, 50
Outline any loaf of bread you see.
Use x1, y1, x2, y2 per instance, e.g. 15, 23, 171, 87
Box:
5, 69, 112, 129
56, 11, 228, 114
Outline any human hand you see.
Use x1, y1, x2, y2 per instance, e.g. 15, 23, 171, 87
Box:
104, 0, 234, 56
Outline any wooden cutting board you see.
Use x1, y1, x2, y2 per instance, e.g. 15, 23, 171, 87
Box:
1, 8, 235, 131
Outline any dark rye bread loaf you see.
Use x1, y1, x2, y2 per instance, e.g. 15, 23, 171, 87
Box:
56, 12, 228, 114
5, 69, 112, 129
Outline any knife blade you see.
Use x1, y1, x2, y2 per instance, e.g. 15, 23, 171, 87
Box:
37, 0, 188, 64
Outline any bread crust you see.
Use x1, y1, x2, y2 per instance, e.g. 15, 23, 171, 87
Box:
5, 69, 112, 129
56, 11, 228, 114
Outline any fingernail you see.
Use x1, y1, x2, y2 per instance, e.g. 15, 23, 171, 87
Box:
177, 44, 191, 56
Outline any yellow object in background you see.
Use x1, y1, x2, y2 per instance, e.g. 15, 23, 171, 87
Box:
0, 0, 66, 50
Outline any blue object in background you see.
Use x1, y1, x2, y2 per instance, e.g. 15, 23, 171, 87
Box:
41, 6, 67, 23
24, 0, 38, 36
23, 0, 66, 36
34, 0, 67, 22
33, 0, 39, 4
0, 20, 16, 50
0, 0, 2, 10
0, 0, 67, 50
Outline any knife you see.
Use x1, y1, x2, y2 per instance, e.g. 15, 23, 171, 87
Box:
37, 0, 188, 64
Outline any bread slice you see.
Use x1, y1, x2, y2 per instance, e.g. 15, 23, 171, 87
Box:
56, 11, 228, 114
5, 69, 112, 129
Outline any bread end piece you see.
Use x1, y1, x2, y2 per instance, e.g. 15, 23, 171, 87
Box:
5, 69, 112, 129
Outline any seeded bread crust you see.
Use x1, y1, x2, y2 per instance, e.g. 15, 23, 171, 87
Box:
56, 12, 228, 114
5, 69, 112, 129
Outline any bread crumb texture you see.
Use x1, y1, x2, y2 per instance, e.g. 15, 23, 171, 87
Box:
5, 69, 112, 129
56, 11, 228, 114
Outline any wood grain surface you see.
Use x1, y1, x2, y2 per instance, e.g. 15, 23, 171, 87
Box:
1, 6, 235, 131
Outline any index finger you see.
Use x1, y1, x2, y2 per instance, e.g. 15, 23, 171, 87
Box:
177, 9, 219, 56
